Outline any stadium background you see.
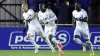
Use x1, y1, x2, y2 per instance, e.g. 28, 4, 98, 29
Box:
0, 0, 100, 56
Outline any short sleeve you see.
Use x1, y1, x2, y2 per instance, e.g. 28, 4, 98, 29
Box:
49, 9, 56, 19
72, 10, 75, 17
82, 9, 88, 18
38, 11, 42, 20
28, 9, 35, 16
23, 13, 28, 20
27, 9, 35, 19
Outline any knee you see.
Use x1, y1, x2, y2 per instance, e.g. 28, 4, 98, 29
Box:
49, 34, 53, 41
85, 39, 91, 44
27, 33, 33, 38
73, 35, 80, 41
86, 40, 91, 44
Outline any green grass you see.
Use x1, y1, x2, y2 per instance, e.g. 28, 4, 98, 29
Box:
0, 50, 99, 56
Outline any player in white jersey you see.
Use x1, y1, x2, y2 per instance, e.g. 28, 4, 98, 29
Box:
21, 3, 56, 54
72, 3, 94, 56
38, 3, 64, 56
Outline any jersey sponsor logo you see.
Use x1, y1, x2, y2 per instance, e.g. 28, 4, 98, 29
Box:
9, 30, 70, 49
90, 32, 100, 49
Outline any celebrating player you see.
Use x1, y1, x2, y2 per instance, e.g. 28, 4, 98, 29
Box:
38, 3, 64, 56
21, 3, 56, 54
72, 3, 94, 56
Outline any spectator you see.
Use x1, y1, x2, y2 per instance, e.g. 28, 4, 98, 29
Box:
47, 0, 58, 16
57, 0, 70, 24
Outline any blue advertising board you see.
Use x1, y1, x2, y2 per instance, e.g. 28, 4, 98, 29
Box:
0, 27, 100, 50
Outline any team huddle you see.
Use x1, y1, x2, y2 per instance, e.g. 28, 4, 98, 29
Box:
21, 2, 94, 56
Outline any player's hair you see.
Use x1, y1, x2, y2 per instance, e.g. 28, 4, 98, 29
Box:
39, 3, 48, 8
21, 3, 28, 9
75, 2, 81, 7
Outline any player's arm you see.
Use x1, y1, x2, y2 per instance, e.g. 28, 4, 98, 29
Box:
72, 17, 76, 27
72, 11, 76, 27
25, 13, 37, 23
79, 17, 88, 22
22, 14, 28, 32
23, 20, 28, 27
29, 9, 37, 19
47, 9, 57, 22
38, 12, 44, 24
23, 20, 28, 33
31, 13, 37, 19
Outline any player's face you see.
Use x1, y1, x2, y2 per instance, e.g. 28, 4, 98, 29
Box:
22, 7, 28, 12
39, 4, 46, 12
22, 4, 28, 12
75, 3, 81, 11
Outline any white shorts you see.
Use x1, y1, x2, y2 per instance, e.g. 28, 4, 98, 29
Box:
27, 25, 45, 37
44, 26, 56, 37
74, 27, 90, 40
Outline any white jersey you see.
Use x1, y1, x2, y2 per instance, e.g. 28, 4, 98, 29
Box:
72, 9, 88, 28
23, 9, 41, 29
38, 9, 57, 27
38, 9, 57, 36
73, 9, 90, 39
23, 9, 45, 36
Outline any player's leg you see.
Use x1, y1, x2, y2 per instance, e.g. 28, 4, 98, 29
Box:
45, 36, 56, 53
47, 28, 64, 56
73, 28, 87, 52
26, 29, 39, 54
30, 37, 39, 54
85, 39, 94, 56
49, 34, 64, 53
36, 27, 56, 53
74, 35, 87, 46
30, 34, 40, 54
42, 34, 56, 53
83, 28, 94, 56
47, 28, 60, 48
45, 26, 58, 47
74, 35, 87, 52
49, 35, 57, 47
50, 36, 62, 50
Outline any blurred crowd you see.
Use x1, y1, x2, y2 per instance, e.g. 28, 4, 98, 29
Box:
27, 0, 100, 24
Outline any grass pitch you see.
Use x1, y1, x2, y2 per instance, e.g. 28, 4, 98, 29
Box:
0, 50, 99, 56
